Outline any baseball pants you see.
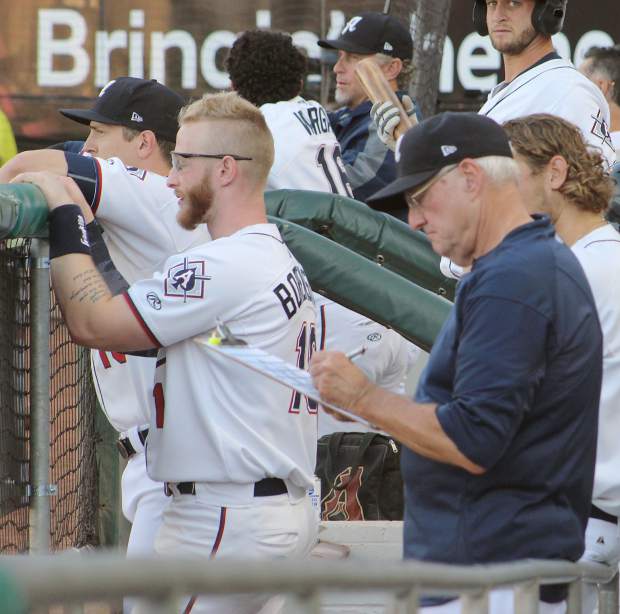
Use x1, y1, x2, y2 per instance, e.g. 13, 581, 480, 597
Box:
122, 452, 170, 614
132, 483, 318, 614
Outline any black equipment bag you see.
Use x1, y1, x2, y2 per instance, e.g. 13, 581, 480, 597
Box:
316, 432, 403, 521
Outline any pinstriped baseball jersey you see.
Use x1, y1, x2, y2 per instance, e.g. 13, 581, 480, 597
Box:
261, 97, 353, 197
479, 57, 616, 169
125, 223, 317, 488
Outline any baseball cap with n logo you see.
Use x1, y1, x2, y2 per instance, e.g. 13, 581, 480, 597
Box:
368, 112, 513, 210
59, 77, 185, 142
318, 12, 413, 61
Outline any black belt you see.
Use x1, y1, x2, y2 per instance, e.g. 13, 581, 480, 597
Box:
117, 427, 149, 459
591, 504, 618, 525
164, 477, 287, 498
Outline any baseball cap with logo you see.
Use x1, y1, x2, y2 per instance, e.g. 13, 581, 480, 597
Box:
368, 112, 513, 208
59, 77, 185, 142
318, 12, 413, 61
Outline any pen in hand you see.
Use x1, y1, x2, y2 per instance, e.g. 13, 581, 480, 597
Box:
346, 346, 366, 361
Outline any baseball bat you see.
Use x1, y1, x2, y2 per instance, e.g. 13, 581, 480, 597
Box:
354, 57, 417, 140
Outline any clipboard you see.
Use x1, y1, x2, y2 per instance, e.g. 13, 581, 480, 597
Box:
193, 323, 370, 426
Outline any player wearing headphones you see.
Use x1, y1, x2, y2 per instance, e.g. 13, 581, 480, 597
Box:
475, 0, 615, 168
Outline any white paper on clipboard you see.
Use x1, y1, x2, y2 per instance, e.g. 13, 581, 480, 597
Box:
193, 335, 370, 426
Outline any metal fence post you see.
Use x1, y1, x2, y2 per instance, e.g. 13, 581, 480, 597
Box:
598, 572, 619, 614
28, 238, 52, 554
514, 581, 539, 614
285, 590, 321, 614
566, 578, 582, 614
461, 591, 489, 614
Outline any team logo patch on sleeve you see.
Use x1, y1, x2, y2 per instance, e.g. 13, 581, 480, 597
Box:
164, 257, 212, 301
126, 166, 147, 180
590, 110, 613, 151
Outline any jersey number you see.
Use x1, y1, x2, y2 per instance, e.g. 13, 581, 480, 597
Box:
98, 350, 127, 369
316, 144, 354, 198
289, 321, 318, 414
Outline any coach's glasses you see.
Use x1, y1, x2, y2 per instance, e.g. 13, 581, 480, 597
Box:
405, 164, 458, 211
170, 151, 253, 172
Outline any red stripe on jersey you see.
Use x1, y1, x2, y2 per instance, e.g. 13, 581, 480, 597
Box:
183, 507, 227, 613
183, 596, 197, 613
90, 158, 103, 214
210, 507, 227, 557
122, 293, 162, 347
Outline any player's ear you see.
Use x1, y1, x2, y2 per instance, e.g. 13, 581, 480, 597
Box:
218, 155, 238, 187
548, 155, 568, 190
137, 130, 158, 160
380, 58, 403, 83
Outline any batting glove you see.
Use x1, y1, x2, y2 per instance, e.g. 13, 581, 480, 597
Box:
371, 95, 416, 151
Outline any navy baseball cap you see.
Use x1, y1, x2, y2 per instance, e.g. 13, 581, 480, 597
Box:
368, 113, 513, 208
318, 12, 413, 61
60, 77, 185, 142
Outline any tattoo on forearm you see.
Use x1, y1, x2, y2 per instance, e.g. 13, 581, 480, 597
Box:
69, 269, 109, 304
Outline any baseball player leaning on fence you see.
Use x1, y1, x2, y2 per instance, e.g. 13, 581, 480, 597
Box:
12, 91, 318, 614
0, 77, 211, 612
503, 114, 620, 614
311, 112, 603, 614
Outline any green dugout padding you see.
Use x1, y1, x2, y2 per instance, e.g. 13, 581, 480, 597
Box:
265, 189, 456, 301
269, 216, 452, 351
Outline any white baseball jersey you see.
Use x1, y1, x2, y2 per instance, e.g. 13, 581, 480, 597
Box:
571, 224, 620, 517
612, 131, 620, 157
261, 97, 353, 197
314, 294, 419, 438
67, 155, 211, 431
126, 223, 317, 489
479, 56, 616, 169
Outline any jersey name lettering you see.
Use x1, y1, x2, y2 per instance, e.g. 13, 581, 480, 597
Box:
273, 265, 313, 319
293, 106, 330, 136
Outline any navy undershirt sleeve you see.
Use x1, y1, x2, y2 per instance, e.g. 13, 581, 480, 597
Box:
64, 152, 100, 209
436, 295, 549, 470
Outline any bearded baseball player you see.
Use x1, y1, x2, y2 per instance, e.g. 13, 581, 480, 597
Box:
227, 29, 353, 197
504, 114, 620, 614
475, 0, 615, 168
13, 91, 318, 614
0, 77, 210, 612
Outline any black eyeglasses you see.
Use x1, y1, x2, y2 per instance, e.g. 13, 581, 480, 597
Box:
170, 151, 253, 172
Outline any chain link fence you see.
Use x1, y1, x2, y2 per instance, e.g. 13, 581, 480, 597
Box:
0, 239, 99, 553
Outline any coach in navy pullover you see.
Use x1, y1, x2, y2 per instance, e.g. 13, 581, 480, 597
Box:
310, 113, 602, 609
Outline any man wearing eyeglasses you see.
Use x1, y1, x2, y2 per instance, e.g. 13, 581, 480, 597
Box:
310, 112, 603, 613
12, 91, 318, 614
0, 77, 210, 613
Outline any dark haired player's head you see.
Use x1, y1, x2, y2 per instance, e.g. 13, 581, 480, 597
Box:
226, 30, 307, 107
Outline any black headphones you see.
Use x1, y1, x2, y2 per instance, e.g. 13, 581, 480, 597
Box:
473, 0, 567, 37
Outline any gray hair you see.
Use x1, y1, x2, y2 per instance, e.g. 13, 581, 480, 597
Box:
374, 54, 413, 90
475, 156, 520, 185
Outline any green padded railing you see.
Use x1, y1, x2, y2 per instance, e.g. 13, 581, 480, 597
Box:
265, 189, 456, 301
269, 217, 452, 351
